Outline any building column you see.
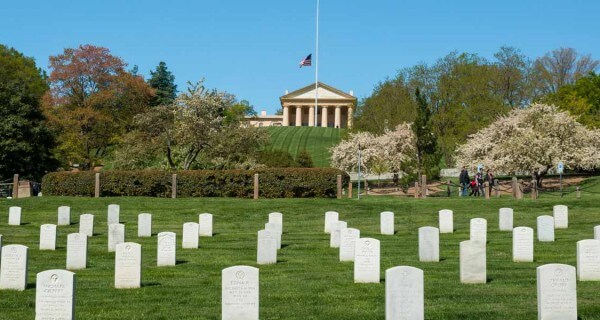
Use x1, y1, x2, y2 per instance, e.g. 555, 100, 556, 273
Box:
309, 106, 315, 127
321, 106, 328, 127
347, 106, 354, 129
295, 106, 302, 126
283, 106, 289, 126
334, 106, 341, 128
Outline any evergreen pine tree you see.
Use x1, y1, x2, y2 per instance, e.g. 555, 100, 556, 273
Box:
414, 88, 441, 179
148, 61, 177, 106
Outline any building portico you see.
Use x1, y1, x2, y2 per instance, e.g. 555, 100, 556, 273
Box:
280, 82, 356, 128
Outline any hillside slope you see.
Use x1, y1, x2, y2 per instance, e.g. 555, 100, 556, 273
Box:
266, 127, 344, 167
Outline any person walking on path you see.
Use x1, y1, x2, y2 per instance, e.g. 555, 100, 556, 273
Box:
459, 167, 470, 197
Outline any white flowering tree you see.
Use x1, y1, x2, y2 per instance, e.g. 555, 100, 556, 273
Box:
330, 123, 417, 181
455, 103, 600, 186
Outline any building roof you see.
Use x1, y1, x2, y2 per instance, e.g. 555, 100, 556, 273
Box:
280, 82, 356, 104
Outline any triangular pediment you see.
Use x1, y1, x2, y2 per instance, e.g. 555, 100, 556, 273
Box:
280, 82, 356, 101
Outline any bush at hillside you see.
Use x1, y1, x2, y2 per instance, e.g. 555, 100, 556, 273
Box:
42, 168, 349, 198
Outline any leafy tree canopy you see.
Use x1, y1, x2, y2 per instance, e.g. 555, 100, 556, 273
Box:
0, 44, 57, 180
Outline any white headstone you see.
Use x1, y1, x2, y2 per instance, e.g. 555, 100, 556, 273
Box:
264, 222, 282, 249
114, 242, 141, 289
499, 208, 514, 231
512, 227, 534, 262
57, 206, 70, 226
330, 221, 347, 248
199, 213, 213, 237
8, 206, 21, 226
595, 226, 600, 240
438, 209, 453, 233
222, 266, 259, 320
157, 232, 176, 267
340, 228, 360, 262
385, 266, 424, 320
381, 211, 395, 235
418, 226, 440, 262
35, 269, 75, 320
39, 224, 57, 251
182, 222, 199, 249
469, 218, 487, 243
354, 238, 380, 283
79, 214, 94, 237
0, 244, 28, 291
66, 233, 87, 270
268, 212, 283, 234
108, 223, 125, 252
553, 205, 568, 229
137, 213, 152, 237
324, 211, 339, 234
537, 216, 555, 242
107, 204, 120, 225
576, 239, 600, 281
460, 240, 486, 284
257, 230, 277, 265
537, 263, 577, 320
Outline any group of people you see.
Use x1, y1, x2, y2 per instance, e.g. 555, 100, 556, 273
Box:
459, 167, 494, 197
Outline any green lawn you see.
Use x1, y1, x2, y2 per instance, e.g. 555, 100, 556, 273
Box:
1, 178, 600, 319
266, 127, 343, 167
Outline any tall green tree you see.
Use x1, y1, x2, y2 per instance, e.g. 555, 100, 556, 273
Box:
413, 88, 441, 179
148, 61, 177, 106
543, 73, 600, 128
0, 45, 57, 180
354, 77, 416, 134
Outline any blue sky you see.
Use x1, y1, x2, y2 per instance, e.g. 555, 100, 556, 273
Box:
1, 0, 599, 114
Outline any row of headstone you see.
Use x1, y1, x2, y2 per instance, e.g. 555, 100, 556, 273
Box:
257, 212, 282, 265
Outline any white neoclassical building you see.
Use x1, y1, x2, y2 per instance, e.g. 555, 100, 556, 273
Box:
246, 82, 356, 128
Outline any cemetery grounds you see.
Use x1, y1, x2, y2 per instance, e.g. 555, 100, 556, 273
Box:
0, 177, 599, 319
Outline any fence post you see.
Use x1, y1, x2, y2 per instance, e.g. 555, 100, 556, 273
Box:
94, 173, 100, 198
447, 180, 452, 197
11, 174, 19, 199
348, 181, 353, 199
484, 181, 490, 199
494, 179, 500, 198
253, 173, 259, 200
337, 175, 342, 199
421, 175, 427, 198
516, 179, 523, 199
171, 173, 177, 199
414, 182, 419, 198
576, 186, 581, 199
531, 180, 537, 200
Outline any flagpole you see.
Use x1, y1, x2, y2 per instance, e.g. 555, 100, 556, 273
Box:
314, 0, 319, 127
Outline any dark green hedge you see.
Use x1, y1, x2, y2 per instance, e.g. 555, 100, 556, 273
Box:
41, 168, 349, 198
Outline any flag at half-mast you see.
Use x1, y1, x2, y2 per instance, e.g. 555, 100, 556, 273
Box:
299, 54, 312, 67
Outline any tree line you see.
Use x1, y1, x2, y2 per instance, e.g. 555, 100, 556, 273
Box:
353, 46, 600, 175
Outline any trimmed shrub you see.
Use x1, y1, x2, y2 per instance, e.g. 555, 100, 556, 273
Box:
42, 168, 349, 198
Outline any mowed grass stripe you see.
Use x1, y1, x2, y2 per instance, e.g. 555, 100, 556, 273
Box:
266, 127, 343, 167
271, 127, 293, 151
287, 126, 310, 158
265, 127, 282, 151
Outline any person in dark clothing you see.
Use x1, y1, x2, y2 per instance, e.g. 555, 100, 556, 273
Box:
459, 167, 470, 196
484, 169, 494, 196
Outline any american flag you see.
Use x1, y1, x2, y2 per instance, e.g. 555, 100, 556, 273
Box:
299, 54, 312, 67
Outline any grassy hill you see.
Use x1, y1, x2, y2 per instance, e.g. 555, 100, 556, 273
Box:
265, 127, 344, 167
